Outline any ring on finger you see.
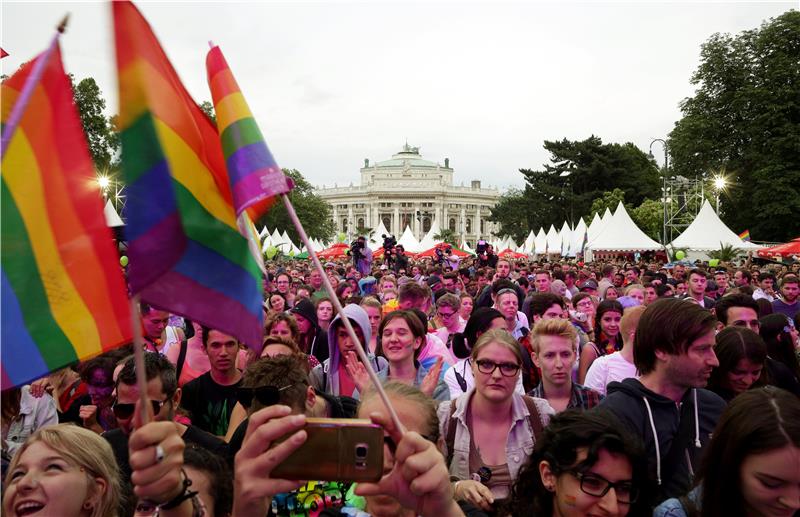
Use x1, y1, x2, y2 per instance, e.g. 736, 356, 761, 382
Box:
154, 444, 165, 463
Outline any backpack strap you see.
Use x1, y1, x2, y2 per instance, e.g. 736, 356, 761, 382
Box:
522, 395, 544, 442
445, 399, 459, 468
175, 339, 188, 383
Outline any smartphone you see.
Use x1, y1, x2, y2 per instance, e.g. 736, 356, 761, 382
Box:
272, 418, 384, 482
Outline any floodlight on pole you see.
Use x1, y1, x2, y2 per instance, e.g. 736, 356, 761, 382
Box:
712, 175, 727, 214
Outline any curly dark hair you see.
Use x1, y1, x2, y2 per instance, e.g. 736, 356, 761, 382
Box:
184, 445, 233, 517
504, 409, 651, 517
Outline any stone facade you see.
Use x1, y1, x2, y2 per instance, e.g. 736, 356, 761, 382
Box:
314, 144, 501, 246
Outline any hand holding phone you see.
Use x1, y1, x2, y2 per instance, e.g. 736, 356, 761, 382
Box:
233, 405, 307, 517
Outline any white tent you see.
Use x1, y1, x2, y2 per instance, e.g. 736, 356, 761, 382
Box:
461, 240, 474, 254
419, 220, 441, 250
259, 226, 269, 239
568, 218, 587, 257
261, 234, 273, 252
369, 221, 392, 250
505, 237, 519, 252
586, 202, 662, 252
586, 213, 603, 242
523, 230, 535, 254
534, 228, 547, 255
397, 225, 422, 253
270, 228, 283, 246
546, 225, 560, 254
559, 221, 572, 256
104, 200, 124, 227
670, 200, 762, 255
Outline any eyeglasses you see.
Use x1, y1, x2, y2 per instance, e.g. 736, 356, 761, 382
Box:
569, 471, 638, 504
236, 384, 297, 408
112, 398, 168, 420
438, 309, 457, 318
475, 359, 520, 377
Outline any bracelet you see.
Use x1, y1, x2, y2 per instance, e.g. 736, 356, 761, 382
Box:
158, 469, 198, 511
453, 480, 462, 498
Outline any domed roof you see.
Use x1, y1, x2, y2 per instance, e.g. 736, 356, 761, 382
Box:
373, 143, 443, 168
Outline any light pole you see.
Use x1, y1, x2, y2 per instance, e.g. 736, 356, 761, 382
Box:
649, 139, 668, 245
713, 175, 727, 214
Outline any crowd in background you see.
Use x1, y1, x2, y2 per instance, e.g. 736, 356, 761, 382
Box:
2, 249, 799, 517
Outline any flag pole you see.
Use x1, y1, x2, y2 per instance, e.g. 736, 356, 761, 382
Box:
1, 15, 68, 159
130, 296, 153, 425
281, 194, 405, 434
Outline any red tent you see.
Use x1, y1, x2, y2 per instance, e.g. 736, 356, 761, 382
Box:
498, 248, 528, 259
317, 242, 349, 259
415, 243, 472, 259
757, 237, 800, 258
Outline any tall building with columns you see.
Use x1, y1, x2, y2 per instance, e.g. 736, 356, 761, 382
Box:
314, 144, 501, 246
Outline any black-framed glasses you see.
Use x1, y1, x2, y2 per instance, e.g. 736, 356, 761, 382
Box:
569, 471, 638, 504
475, 359, 520, 377
236, 384, 296, 408
438, 309, 458, 319
112, 398, 168, 420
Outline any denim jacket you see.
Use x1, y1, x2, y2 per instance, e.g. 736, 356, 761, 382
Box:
437, 390, 554, 485
4, 386, 58, 457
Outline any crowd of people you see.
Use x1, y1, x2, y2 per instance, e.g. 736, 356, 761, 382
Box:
2, 250, 800, 517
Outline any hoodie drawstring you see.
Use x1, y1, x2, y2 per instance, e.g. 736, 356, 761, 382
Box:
642, 397, 661, 486
693, 388, 701, 448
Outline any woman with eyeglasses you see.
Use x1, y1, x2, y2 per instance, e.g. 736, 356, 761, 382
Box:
438, 329, 554, 512
654, 387, 800, 517
504, 409, 650, 517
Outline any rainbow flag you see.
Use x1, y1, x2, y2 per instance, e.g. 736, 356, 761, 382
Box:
113, 1, 263, 349
206, 45, 292, 220
1, 46, 132, 388
738, 230, 751, 242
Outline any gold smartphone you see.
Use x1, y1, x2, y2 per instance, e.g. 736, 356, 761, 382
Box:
272, 418, 384, 482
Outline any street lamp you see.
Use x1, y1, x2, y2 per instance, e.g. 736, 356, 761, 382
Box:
712, 175, 727, 214
649, 139, 669, 245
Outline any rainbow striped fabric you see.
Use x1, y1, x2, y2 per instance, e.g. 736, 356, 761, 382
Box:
738, 230, 751, 242
206, 45, 292, 219
1, 46, 132, 388
113, 1, 263, 349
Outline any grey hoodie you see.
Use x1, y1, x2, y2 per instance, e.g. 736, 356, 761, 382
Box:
309, 304, 387, 396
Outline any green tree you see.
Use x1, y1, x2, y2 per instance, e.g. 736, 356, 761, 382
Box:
433, 228, 459, 245
490, 136, 661, 239
198, 100, 217, 125
668, 10, 800, 241
589, 189, 627, 218
259, 169, 335, 243
70, 76, 119, 170
630, 198, 664, 241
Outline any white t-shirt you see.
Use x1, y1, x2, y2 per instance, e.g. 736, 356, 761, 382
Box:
444, 358, 525, 399
583, 352, 638, 396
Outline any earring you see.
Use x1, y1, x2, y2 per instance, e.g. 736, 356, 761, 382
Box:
544, 484, 555, 492
83, 501, 94, 511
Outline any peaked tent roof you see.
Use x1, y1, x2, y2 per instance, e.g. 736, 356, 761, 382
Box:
546, 225, 560, 254
559, 221, 572, 256
534, 228, 547, 255
523, 230, 535, 253
104, 200, 124, 227
586, 213, 603, 242
569, 217, 587, 257
419, 220, 442, 250
397, 225, 422, 253
670, 200, 762, 251
587, 202, 662, 251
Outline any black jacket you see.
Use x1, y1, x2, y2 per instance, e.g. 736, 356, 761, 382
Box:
600, 378, 726, 503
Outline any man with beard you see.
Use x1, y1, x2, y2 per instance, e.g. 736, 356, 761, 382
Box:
601, 298, 725, 502
772, 274, 799, 319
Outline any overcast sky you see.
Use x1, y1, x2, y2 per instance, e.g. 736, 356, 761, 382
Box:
2, 1, 794, 190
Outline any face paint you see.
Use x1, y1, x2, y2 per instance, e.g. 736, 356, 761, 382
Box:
564, 494, 577, 506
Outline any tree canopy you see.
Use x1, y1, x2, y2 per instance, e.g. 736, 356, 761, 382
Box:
489, 136, 660, 242
70, 76, 119, 171
259, 169, 335, 243
668, 10, 800, 241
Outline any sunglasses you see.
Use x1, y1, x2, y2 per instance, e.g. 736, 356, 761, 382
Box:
112, 398, 168, 420
236, 384, 297, 408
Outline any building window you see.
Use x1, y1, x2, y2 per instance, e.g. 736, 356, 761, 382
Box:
382, 216, 392, 230
481, 220, 485, 233
466, 218, 472, 233
401, 213, 412, 230
357, 217, 364, 229
342, 218, 348, 232
422, 217, 431, 233
449, 218, 456, 231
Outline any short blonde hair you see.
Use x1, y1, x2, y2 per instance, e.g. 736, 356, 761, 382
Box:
530, 318, 577, 353
5, 424, 121, 517
359, 381, 440, 443
624, 283, 644, 295
620, 305, 646, 344
471, 329, 522, 364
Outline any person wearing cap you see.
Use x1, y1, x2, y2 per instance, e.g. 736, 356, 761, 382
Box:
578, 279, 599, 296
289, 298, 329, 364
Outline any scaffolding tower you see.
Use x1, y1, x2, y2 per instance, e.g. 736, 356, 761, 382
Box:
665, 175, 706, 245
